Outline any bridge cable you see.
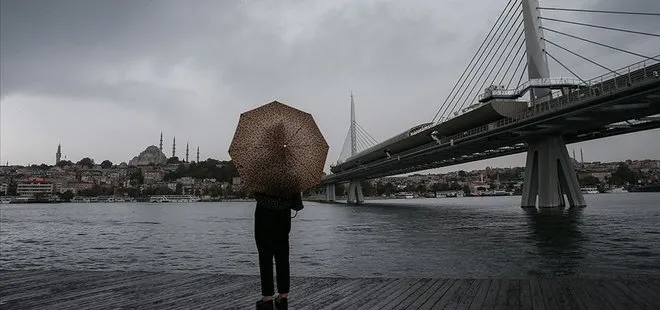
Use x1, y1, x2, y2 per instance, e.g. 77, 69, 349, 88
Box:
498, 34, 527, 86
354, 135, 370, 153
541, 27, 659, 61
355, 129, 377, 147
542, 38, 618, 76
477, 27, 526, 101
431, 0, 519, 123
355, 124, 378, 145
466, 25, 526, 106
507, 53, 527, 88
354, 123, 379, 145
354, 130, 373, 151
441, 5, 522, 119
545, 51, 588, 85
536, 7, 660, 16
438, 3, 522, 120
454, 11, 525, 113
506, 51, 527, 88
540, 17, 660, 38
514, 62, 528, 89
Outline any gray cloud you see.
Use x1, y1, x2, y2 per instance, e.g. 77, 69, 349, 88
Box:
1, 0, 658, 170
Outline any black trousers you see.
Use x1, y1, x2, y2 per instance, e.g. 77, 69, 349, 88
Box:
255, 206, 291, 296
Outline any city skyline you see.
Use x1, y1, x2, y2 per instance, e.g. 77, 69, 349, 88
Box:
1, 0, 659, 171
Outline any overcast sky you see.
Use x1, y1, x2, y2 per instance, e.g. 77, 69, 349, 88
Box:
1, 0, 658, 173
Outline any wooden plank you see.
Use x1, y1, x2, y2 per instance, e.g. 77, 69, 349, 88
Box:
352, 278, 417, 309
396, 279, 441, 309
519, 279, 533, 310
406, 279, 447, 310
566, 278, 608, 310
417, 279, 457, 310
539, 279, 560, 310
573, 278, 616, 310
529, 278, 547, 310
480, 279, 501, 309
590, 279, 630, 310
321, 278, 384, 310
493, 279, 510, 310
600, 280, 645, 310
549, 279, 582, 310
341, 278, 400, 309
506, 279, 521, 310
620, 279, 660, 307
609, 280, 656, 310
366, 278, 427, 310
467, 279, 492, 310
361, 279, 418, 309
444, 279, 477, 310
429, 279, 467, 309
384, 278, 435, 310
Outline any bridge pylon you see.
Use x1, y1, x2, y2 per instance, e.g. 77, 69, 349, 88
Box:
325, 183, 336, 202
521, 136, 585, 208
347, 180, 364, 205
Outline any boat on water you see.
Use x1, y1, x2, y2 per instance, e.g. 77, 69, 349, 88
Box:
0, 198, 12, 204
580, 187, 599, 194
394, 192, 415, 199
149, 195, 201, 203
606, 187, 628, 193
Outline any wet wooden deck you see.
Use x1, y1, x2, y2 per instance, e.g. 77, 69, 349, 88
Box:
1, 270, 658, 309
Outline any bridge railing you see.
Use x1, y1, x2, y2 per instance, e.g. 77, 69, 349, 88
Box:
435, 58, 659, 149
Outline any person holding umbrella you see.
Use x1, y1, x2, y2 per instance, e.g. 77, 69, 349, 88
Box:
228, 101, 329, 310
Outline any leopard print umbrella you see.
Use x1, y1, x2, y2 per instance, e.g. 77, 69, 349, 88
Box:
228, 101, 329, 196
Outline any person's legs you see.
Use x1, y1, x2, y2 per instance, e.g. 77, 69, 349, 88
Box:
273, 237, 290, 295
256, 240, 275, 298
273, 209, 291, 297
255, 208, 275, 298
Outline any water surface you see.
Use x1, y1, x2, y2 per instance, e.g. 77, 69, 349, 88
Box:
1, 193, 659, 279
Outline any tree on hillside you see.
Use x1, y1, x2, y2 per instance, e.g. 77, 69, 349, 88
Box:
100, 160, 113, 169
77, 157, 95, 169
56, 160, 74, 168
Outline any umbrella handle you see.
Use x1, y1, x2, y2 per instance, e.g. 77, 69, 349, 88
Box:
291, 210, 298, 219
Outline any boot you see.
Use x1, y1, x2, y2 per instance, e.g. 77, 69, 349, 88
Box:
256, 298, 273, 310
274, 296, 288, 310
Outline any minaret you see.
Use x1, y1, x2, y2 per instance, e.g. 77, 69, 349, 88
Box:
56, 144, 62, 164
196, 146, 200, 163
580, 148, 584, 164
185, 143, 190, 163
172, 137, 176, 158
159, 132, 163, 153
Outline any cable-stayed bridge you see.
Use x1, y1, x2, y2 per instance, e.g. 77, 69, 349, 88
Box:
321, 0, 660, 208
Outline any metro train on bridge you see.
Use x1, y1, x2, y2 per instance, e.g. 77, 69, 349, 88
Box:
330, 97, 530, 174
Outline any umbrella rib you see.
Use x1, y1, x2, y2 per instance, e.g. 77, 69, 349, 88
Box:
283, 124, 305, 147
287, 151, 322, 189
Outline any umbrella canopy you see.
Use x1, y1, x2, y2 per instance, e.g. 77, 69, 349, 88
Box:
228, 101, 329, 196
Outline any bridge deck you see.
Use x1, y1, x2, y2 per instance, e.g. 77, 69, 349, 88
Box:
1, 270, 658, 309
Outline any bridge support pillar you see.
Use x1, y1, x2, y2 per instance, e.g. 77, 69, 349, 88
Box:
347, 180, 364, 205
325, 183, 336, 202
521, 135, 585, 208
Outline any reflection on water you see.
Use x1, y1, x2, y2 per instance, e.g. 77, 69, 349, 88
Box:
524, 207, 587, 277
1, 193, 659, 279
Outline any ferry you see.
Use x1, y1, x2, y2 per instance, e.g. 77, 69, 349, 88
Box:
0, 198, 12, 204
149, 195, 201, 203
580, 187, 599, 194
394, 192, 415, 199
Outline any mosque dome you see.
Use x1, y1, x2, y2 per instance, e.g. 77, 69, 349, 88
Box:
129, 145, 168, 166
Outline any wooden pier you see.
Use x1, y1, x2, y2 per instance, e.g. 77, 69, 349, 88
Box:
1, 270, 658, 309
